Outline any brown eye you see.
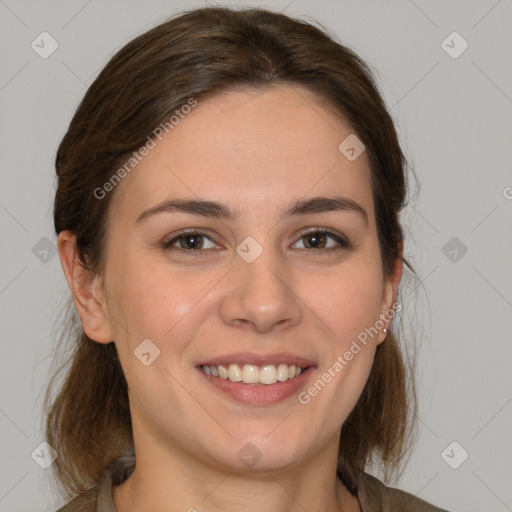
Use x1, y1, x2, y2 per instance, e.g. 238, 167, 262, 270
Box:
162, 231, 217, 251
293, 229, 350, 252
303, 232, 328, 249
177, 233, 204, 250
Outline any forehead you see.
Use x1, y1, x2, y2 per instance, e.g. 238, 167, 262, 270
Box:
109, 84, 374, 224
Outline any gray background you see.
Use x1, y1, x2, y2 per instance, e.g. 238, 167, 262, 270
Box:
1, 0, 511, 510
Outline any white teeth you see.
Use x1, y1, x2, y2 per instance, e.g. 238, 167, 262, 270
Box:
228, 364, 242, 382
218, 365, 228, 379
201, 363, 306, 385
276, 363, 288, 381
260, 364, 277, 384
242, 364, 259, 384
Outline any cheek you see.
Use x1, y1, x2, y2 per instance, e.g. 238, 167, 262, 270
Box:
312, 259, 384, 343
294, 266, 383, 442
104, 250, 199, 355
105, 249, 235, 378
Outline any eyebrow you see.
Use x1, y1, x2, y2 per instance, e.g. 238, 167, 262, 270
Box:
135, 196, 368, 226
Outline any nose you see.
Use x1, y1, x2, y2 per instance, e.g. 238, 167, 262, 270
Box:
218, 245, 303, 333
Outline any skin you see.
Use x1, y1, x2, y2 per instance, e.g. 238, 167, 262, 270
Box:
58, 84, 402, 512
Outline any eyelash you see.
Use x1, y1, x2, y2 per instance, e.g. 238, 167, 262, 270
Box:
161, 228, 350, 256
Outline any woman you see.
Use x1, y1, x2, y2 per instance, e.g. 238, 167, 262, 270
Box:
46, 6, 450, 511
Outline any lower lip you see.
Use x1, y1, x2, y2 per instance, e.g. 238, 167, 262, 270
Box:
197, 366, 316, 405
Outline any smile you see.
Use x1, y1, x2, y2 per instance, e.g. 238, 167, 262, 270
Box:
200, 363, 305, 385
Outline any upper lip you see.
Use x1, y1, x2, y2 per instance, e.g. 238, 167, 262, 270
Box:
197, 352, 316, 368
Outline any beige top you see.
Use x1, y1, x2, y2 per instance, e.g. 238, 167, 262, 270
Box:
56, 456, 450, 512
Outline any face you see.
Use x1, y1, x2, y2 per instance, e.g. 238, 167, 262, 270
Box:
87, 85, 399, 473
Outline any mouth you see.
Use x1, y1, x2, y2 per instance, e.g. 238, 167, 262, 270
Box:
199, 362, 307, 385
195, 353, 316, 405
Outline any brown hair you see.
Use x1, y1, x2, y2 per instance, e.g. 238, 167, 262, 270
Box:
46, 6, 418, 499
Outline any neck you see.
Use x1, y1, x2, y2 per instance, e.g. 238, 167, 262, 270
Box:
113, 428, 361, 512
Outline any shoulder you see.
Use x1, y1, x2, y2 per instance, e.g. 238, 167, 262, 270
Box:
356, 471, 451, 512
55, 486, 100, 512
54, 453, 134, 512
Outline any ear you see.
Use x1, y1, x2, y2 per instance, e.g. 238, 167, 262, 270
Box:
376, 241, 403, 345
57, 230, 113, 344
